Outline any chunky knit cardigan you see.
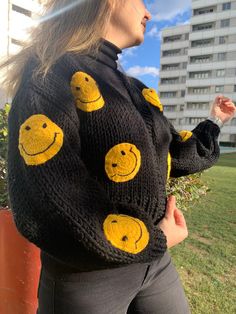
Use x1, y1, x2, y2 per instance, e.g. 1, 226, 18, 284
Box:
7, 38, 220, 271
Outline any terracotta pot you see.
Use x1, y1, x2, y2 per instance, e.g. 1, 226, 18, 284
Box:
0, 208, 41, 314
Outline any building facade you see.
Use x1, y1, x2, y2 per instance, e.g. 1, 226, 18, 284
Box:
0, 0, 41, 107
159, 0, 236, 145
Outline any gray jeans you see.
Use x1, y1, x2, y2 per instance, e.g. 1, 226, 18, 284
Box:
37, 251, 191, 314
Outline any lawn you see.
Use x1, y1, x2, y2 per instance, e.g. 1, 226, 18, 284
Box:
170, 153, 236, 314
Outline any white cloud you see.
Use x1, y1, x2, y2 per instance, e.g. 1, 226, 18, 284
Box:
123, 46, 138, 57
146, 25, 162, 40
126, 66, 159, 78
118, 46, 138, 67
147, 0, 191, 22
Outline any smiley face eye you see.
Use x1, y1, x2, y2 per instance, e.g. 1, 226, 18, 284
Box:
112, 220, 117, 223
42, 123, 47, 128
85, 77, 89, 82
112, 163, 117, 168
121, 151, 126, 155
25, 126, 31, 131
122, 236, 128, 241
76, 86, 80, 91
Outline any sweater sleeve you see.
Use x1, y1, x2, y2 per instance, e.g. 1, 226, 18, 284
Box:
163, 116, 221, 177
129, 76, 221, 178
7, 83, 167, 269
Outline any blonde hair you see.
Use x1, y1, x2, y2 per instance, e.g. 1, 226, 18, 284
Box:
0, 0, 126, 98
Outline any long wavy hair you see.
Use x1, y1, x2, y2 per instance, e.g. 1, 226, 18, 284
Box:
0, 0, 126, 98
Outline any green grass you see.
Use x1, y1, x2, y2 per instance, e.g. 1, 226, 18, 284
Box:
170, 153, 236, 314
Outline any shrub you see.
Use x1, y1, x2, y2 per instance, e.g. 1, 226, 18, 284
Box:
0, 103, 10, 208
166, 172, 209, 211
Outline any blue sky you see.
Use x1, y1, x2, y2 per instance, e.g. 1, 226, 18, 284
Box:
118, 0, 192, 91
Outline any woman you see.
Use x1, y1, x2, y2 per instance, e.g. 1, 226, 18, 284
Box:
3, 0, 235, 313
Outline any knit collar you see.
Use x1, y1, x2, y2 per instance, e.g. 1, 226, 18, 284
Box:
88, 38, 122, 70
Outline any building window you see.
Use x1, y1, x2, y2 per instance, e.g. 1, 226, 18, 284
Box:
183, 47, 188, 55
234, 85, 236, 92
164, 35, 182, 43
191, 87, 210, 94
186, 117, 205, 125
193, 22, 214, 31
182, 62, 188, 69
161, 78, 179, 84
187, 103, 209, 110
215, 86, 224, 93
169, 119, 177, 125
185, 33, 189, 40
162, 64, 180, 71
218, 52, 227, 61
164, 105, 177, 112
216, 69, 225, 77
189, 71, 210, 79
221, 19, 230, 28
180, 105, 185, 111
160, 92, 177, 98
192, 38, 214, 48
219, 36, 228, 44
163, 49, 181, 57
181, 90, 185, 97
231, 118, 236, 126
12, 4, 32, 17
190, 55, 212, 63
222, 2, 231, 10
194, 7, 215, 15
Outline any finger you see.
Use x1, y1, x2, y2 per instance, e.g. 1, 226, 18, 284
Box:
165, 195, 176, 219
215, 95, 224, 103
174, 208, 187, 227
221, 96, 231, 101
221, 101, 234, 106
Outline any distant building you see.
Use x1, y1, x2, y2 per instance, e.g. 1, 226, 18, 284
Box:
0, 0, 41, 107
159, 0, 236, 145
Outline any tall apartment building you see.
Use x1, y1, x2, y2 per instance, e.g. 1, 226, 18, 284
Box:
0, 0, 41, 107
159, 0, 236, 145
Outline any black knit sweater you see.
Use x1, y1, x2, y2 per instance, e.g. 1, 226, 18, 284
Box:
7, 38, 220, 272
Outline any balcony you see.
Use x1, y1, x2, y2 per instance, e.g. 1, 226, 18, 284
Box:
160, 55, 188, 65
160, 69, 187, 78
183, 110, 209, 117
186, 77, 236, 87
161, 40, 189, 51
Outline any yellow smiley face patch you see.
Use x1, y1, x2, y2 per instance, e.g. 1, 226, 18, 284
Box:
70, 71, 105, 112
179, 130, 193, 142
103, 214, 149, 254
142, 88, 163, 112
18, 114, 64, 166
105, 143, 141, 183
167, 152, 171, 180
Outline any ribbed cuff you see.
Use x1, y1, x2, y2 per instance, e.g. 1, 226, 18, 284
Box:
206, 116, 224, 129
193, 119, 221, 138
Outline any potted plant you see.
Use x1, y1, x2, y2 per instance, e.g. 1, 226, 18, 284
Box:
0, 103, 41, 314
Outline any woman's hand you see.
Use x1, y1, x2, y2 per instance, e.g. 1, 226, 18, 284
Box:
158, 195, 188, 249
210, 95, 236, 124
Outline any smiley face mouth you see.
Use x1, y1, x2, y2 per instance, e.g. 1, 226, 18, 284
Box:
111, 147, 138, 178
76, 94, 102, 104
20, 132, 60, 156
